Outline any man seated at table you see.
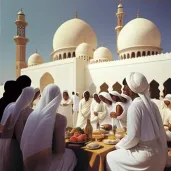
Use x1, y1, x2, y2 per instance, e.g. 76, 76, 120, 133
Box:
106, 72, 167, 171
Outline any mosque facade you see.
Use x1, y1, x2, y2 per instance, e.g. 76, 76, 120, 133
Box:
1, 2, 171, 98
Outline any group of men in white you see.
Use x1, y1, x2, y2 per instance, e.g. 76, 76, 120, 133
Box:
1, 72, 171, 170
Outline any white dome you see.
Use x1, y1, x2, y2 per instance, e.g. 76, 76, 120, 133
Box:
53, 18, 97, 51
118, 18, 161, 52
94, 47, 112, 60
76, 43, 93, 57
28, 53, 43, 66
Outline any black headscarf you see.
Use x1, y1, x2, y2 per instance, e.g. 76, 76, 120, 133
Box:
0, 75, 32, 122
0, 81, 19, 121
16, 75, 31, 89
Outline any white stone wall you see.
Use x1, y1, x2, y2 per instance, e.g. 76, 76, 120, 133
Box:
21, 53, 171, 98
21, 58, 76, 96
85, 53, 171, 97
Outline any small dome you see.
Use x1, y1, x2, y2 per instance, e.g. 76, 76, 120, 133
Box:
118, 18, 161, 52
94, 47, 112, 60
76, 43, 93, 57
28, 53, 43, 67
53, 18, 97, 51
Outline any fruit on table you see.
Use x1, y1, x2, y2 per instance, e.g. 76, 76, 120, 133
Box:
73, 132, 80, 137
70, 134, 87, 142
77, 134, 87, 142
70, 127, 84, 134
70, 136, 77, 142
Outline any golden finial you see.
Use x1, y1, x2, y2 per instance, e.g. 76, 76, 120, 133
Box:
137, 9, 140, 18
102, 42, 104, 47
75, 11, 78, 18
36, 49, 38, 53
119, 0, 122, 4
21, 8, 23, 12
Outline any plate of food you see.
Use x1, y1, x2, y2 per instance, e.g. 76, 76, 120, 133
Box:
103, 139, 120, 145
86, 142, 101, 150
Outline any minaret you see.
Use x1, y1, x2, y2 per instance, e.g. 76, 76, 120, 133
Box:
115, 0, 125, 54
14, 9, 29, 78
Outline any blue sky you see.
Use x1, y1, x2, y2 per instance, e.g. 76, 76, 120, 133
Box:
0, 0, 171, 83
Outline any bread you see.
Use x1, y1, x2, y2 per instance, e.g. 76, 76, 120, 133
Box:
92, 130, 102, 135
87, 142, 99, 148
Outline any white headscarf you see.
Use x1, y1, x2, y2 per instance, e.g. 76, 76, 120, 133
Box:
0, 87, 34, 130
21, 84, 62, 161
109, 91, 122, 102
164, 94, 171, 102
121, 93, 132, 102
98, 92, 113, 102
126, 72, 160, 138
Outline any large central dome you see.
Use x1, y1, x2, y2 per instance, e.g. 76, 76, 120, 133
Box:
53, 18, 97, 51
118, 18, 161, 52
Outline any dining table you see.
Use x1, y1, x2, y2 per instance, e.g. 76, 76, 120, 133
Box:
65, 139, 116, 171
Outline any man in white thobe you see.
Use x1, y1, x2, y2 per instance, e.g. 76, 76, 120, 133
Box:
72, 92, 80, 127
90, 93, 107, 130
58, 90, 73, 127
106, 72, 167, 171
76, 91, 92, 129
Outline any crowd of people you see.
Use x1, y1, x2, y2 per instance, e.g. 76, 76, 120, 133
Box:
0, 72, 171, 171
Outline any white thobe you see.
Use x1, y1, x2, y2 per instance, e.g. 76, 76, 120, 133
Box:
90, 100, 107, 130
76, 98, 92, 129
100, 104, 112, 125
152, 98, 162, 108
72, 95, 80, 127
115, 100, 131, 128
106, 97, 167, 171
158, 102, 171, 141
58, 98, 73, 127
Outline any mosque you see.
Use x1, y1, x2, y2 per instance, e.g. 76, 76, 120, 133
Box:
1, 2, 171, 98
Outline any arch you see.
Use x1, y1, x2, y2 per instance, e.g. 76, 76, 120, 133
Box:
152, 51, 155, 55
156, 52, 158, 55
131, 52, 135, 58
142, 51, 146, 56
99, 82, 109, 93
63, 53, 66, 59
137, 51, 141, 57
40, 72, 54, 92
124, 54, 126, 59
68, 52, 71, 58
127, 54, 130, 59
112, 82, 122, 94
147, 51, 150, 56
149, 80, 160, 99
163, 78, 171, 97
59, 54, 62, 60
72, 52, 75, 57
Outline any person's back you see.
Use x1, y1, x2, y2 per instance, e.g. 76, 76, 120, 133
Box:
106, 72, 167, 171
21, 84, 77, 171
